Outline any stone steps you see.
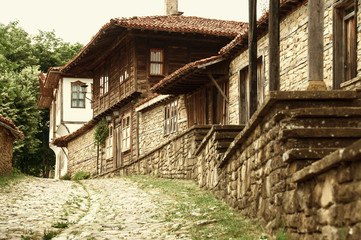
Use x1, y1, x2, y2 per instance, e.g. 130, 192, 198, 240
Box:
282, 148, 339, 163
280, 127, 361, 140
277, 107, 361, 119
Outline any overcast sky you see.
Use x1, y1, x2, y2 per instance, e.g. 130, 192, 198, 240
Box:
0, 0, 267, 45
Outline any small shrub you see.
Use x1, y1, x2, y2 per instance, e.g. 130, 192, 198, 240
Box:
60, 173, 71, 180
72, 171, 90, 180
94, 118, 109, 146
276, 229, 288, 240
42, 229, 58, 240
51, 221, 69, 229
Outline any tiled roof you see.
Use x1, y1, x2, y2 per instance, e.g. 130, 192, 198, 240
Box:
52, 119, 98, 147
151, 55, 224, 92
135, 94, 160, 108
0, 115, 24, 140
219, 0, 305, 55
111, 15, 247, 37
61, 16, 247, 73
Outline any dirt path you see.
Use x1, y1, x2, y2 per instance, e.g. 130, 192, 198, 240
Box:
0, 177, 189, 240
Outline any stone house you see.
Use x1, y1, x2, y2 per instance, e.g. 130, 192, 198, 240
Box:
38, 69, 93, 179
50, 4, 246, 176
0, 115, 24, 174
51, 0, 361, 238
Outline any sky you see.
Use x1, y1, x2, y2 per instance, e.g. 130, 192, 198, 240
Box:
0, 0, 267, 45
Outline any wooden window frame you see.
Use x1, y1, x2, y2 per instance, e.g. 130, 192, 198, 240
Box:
164, 100, 178, 135
121, 113, 131, 152
100, 64, 110, 97
150, 48, 164, 76
71, 81, 86, 108
333, 0, 357, 88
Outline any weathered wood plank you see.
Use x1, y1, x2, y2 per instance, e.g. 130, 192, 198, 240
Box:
269, 0, 280, 91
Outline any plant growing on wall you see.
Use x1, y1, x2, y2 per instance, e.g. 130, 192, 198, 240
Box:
94, 118, 109, 146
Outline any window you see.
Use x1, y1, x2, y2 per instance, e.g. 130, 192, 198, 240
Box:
122, 113, 131, 151
120, 65, 129, 84
334, 0, 357, 87
71, 82, 86, 108
150, 49, 164, 75
100, 67, 109, 97
164, 100, 178, 135
120, 48, 130, 84
106, 125, 113, 159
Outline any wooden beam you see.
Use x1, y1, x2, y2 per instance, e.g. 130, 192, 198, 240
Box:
269, 0, 280, 91
208, 74, 229, 103
307, 0, 326, 90
249, 0, 258, 116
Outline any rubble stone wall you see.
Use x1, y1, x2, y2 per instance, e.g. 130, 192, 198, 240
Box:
285, 138, 361, 240
0, 128, 14, 174
117, 126, 211, 180
67, 127, 97, 177
138, 95, 188, 156
228, 0, 361, 124
212, 91, 361, 239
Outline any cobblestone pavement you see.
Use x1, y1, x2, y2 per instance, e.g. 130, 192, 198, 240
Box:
0, 177, 190, 240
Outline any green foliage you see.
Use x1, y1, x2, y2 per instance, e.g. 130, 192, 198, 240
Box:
42, 229, 58, 240
0, 21, 83, 176
60, 173, 71, 180
72, 171, 90, 180
0, 168, 25, 191
51, 221, 70, 229
32, 30, 83, 72
94, 118, 109, 146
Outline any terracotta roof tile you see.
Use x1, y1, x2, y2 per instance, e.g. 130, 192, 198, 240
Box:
0, 115, 24, 140
52, 118, 98, 147
135, 94, 160, 108
61, 16, 247, 73
111, 16, 247, 37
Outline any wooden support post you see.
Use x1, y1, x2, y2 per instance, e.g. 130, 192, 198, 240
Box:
269, 0, 280, 91
307, 0, 327, 90
208, 74, 229, 103
249, 0, 258, 116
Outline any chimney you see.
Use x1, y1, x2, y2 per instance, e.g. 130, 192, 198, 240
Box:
165, 0, 183, 16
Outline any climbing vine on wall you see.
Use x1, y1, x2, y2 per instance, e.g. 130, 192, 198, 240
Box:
94, 118, 109, 146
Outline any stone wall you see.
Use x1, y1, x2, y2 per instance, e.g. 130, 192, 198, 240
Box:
287, 138, 361, 239
210, 91, 361, 238
115, 125, 211, 179
0, 128, 14, 174
138, 95, 188, 156
228, 0, 361, 124
67, 126, 97, 177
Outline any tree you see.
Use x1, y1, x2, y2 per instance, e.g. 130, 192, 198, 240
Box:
0, 21, 38, 73
0, 67, 42, 173
0, 21, 83, 176
32, 30, 83, 72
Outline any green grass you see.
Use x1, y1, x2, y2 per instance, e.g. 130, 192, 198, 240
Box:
0, 168, 26, 192
42, 229, 58, 240
60, 173, 71, 180
51, 221, 70, 229
71, 171, 90, 180
126, 175, 267, 240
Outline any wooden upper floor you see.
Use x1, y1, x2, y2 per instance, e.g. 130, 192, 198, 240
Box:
38, 16, 247, 118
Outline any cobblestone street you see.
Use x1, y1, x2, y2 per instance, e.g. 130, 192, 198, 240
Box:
0, 177, 189, 240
